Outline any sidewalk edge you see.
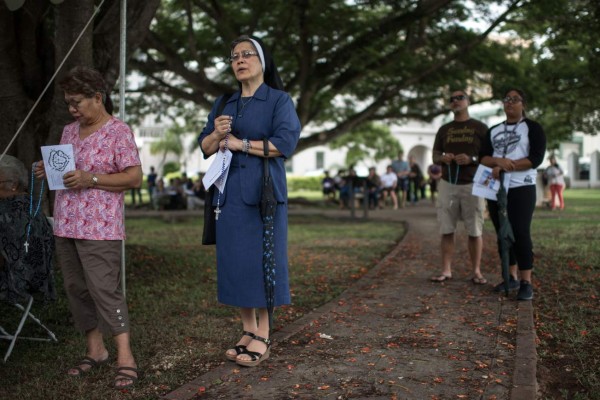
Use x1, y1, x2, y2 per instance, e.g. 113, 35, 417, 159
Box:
511, 301, 538, 400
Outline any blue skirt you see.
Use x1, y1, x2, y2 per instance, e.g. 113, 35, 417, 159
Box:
215, 165, 290, 308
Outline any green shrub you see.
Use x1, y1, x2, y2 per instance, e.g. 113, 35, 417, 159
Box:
162, 161, 180, 176
287, 176, 322, 191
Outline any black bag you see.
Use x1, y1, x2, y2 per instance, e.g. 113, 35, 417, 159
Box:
202, 93, 232, 245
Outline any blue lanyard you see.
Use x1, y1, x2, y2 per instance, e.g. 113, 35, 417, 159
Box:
25, 162, 45, 253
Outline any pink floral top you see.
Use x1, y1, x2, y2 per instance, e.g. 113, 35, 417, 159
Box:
53, 117, 141, 240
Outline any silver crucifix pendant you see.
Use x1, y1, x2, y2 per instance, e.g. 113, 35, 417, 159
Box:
24, 241, 29, 253
215, 207, 221, 220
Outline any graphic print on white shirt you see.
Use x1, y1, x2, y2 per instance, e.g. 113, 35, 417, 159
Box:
489, 121, 536, 189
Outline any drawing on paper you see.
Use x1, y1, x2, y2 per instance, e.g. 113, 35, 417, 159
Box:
48, 150, 71, 172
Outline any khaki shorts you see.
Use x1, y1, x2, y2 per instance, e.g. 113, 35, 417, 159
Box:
436, 179, 484, 237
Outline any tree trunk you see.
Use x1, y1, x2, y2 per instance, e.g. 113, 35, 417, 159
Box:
1, 0, 159, 214
0, 2, 50, 168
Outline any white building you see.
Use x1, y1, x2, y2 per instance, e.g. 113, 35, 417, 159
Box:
556, 133, 600, 188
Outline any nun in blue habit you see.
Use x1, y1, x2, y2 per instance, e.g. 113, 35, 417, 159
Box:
198, 35, 301, 367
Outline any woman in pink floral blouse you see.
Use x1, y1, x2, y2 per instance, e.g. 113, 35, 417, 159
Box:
35, 66, 143, 389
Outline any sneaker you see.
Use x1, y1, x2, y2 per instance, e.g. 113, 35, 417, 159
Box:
493, 276, 520, 292
517, 280, 534, 301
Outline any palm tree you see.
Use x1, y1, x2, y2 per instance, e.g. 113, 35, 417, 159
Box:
149, 123, 185, 174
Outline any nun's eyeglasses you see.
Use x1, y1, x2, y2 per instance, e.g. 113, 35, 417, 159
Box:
229, 50, 258, 63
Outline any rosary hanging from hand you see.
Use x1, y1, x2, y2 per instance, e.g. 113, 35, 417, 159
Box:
25, 162, 45, 254
214, 134, 229, 220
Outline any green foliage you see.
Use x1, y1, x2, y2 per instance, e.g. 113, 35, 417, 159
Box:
330, 122, 402, 167
128, 0, 598, 151
149, 123, 184, 158
4, 0, 598, 171
287, 176, 322, 191
162, 161, 180, 176
498, 0, 600, 145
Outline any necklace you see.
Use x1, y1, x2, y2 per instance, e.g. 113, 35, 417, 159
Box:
25, 162, 45, 253
447, 163, 460, 185
238, 96, 254, 118
501, 118, 523, 157
214, 134, 229, 220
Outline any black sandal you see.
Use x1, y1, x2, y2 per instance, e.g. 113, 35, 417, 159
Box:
225, 331, 255, 361
235, 335, 271, 367
113, 366, 143, 389
67, 356, 109, 377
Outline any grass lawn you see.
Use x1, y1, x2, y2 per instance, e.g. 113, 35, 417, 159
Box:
1, 188, 598, 399
0, 210, 403, 399
532, 189, 600, 399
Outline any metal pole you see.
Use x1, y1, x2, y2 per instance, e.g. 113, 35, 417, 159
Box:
119, 0, 127, 298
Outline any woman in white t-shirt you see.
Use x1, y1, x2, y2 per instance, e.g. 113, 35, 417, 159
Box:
481, 88, 546, 301
380, 165, 398, 209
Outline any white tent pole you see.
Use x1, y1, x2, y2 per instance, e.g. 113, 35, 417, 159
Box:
119, 0, 127, 298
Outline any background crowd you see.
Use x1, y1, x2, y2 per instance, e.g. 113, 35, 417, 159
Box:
321, 151, 442, 211
149, 172, 206, 211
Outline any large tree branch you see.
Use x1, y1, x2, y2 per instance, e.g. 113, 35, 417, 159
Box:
400, 0, 524, 89
313, 0, 455, 81
317, 0, 523, 127
93, 0, 161, 88
138, 31, 233, 97
294, 0, 317, 124
129, 53, 231, 102
295, 86, 399, 152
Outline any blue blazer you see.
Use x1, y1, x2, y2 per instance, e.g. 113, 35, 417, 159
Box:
198, 83, 301, 205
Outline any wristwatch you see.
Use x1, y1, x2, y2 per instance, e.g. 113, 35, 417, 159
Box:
471, 156, 478, 164
91, 175, 98, 186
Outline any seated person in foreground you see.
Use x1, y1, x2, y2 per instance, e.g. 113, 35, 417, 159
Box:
0, 155, 55, 305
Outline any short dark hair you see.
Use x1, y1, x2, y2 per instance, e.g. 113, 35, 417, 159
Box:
59, 66, 114, 114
